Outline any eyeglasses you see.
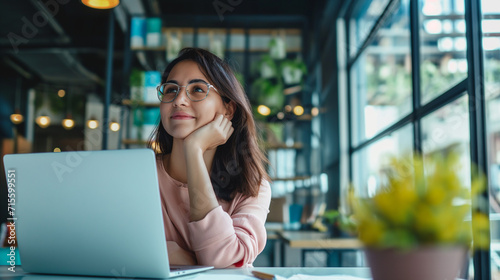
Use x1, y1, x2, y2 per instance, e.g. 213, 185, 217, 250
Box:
156, 81, 219, 103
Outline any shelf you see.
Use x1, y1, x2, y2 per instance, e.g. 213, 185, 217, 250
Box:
284, 85, 302, 95
265, 143, 303, 150
122, 99, 160, 107
130, 46, 301, 53
270, 176, 311, 182
131, 46, 166, 51
296, 114, 313, 121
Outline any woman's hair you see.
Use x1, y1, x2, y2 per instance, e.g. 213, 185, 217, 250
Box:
149, 47, 270, 201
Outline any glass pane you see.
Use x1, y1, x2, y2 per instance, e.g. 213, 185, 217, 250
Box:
350, 0, 412, 146
419, 0, 468, 104
351, 124, 414, 198
421, 95, 470, 159
421, 94, 473, 277
349, 0, 392, 58
483, 0, 500, 277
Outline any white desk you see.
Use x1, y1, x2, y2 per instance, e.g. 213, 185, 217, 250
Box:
1, 266, 372, 279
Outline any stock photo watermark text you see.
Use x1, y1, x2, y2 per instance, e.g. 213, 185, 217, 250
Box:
6, 169, 17, 272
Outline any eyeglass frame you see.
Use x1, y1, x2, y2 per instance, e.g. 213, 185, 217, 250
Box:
156, 80, 219, 103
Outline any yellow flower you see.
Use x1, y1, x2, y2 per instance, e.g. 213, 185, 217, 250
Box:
472, 212, 490, 249
358, 218, 385, 246
349, 150, 488, 250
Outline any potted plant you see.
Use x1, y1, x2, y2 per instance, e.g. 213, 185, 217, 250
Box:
348, 151, 489, 280
280, 58, 307, 86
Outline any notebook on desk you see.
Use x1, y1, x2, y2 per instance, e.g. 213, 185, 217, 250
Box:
3, 149, 213, 278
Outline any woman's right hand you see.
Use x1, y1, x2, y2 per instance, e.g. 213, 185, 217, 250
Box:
184, 114, 234, 153
167, 241, 197, 265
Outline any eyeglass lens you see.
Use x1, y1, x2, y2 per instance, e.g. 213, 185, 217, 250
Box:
158, 82, 209, 102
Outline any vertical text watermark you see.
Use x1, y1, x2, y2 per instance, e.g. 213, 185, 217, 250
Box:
6, 170, 17, 272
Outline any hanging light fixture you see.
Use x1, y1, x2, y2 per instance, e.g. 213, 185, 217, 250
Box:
87, 117, 99, 129
62, 115, 75, 130
81, 0, 119, 9
293, 105, 304, 116
10, 78, 24, 125
311, 107, 319, 117
62, 88, 74, 130
57, 89, 66, 98
36, 85, 52, 128
36, 115, 51, 128
257, 105, 271, 116
10, 109, 24, 125
109, 120, 120, 132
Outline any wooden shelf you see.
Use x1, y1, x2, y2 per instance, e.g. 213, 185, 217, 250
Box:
270, 176, 311, 182
122, 99, 160, 107
265, 143, 303, 150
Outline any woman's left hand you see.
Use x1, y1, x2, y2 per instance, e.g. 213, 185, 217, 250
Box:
184, 114, 234, 152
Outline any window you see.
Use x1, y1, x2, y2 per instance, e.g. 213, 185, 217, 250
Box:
419, 0, 468, 104
352, 124, 413, 197
350, 0, 412, 146
349, 0, 392, 58
482, 0, 500, 277
339, 0, 491, 276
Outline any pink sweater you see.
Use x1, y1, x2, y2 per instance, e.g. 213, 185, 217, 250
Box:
156, 157, 272, 268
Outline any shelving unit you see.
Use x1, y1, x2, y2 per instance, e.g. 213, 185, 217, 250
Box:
121, 99, 159, 107
121, 16, 314, 198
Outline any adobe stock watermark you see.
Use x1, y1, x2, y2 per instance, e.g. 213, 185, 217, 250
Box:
213, 0, 243, 21
7, 0, 70, 53
6, 170, 17, 272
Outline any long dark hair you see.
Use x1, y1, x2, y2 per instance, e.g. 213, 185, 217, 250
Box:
149, 48, 270, 201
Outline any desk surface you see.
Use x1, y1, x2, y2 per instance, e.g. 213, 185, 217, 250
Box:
1, 266, 372, 279
278, 231, 363, 249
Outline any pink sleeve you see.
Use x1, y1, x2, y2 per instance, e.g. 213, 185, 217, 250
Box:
187, 180, 272, 268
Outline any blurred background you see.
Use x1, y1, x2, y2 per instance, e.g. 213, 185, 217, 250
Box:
1, 0, 500, 278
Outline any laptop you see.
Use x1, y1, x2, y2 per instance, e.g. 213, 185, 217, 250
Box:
3, 149, 213, 278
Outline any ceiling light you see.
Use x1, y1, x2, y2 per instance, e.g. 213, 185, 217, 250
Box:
36, 116, 51, 128
311, 107, 319, 117
87, 119, 99, 129
82, 0, 120, 9
62, 116, 75, 130
10, 109, 24, 124
109, 121, 120, 132
293, 106, 304, 116
257, 105, 271, 116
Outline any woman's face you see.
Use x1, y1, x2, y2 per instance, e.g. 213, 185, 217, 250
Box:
160, 60, 229, 139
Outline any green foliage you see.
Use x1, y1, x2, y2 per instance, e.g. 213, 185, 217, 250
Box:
130, 68, 145, 87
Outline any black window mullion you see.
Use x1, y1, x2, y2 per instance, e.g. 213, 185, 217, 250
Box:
347, 0, 401, 70
465, 0, 491, 278
409, 0, 422, 154
344, 10, 354, 182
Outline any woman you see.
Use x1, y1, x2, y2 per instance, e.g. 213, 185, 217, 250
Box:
148, 48, 272, 268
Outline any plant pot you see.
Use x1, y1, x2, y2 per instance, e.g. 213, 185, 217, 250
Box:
365, 246, 468, 280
